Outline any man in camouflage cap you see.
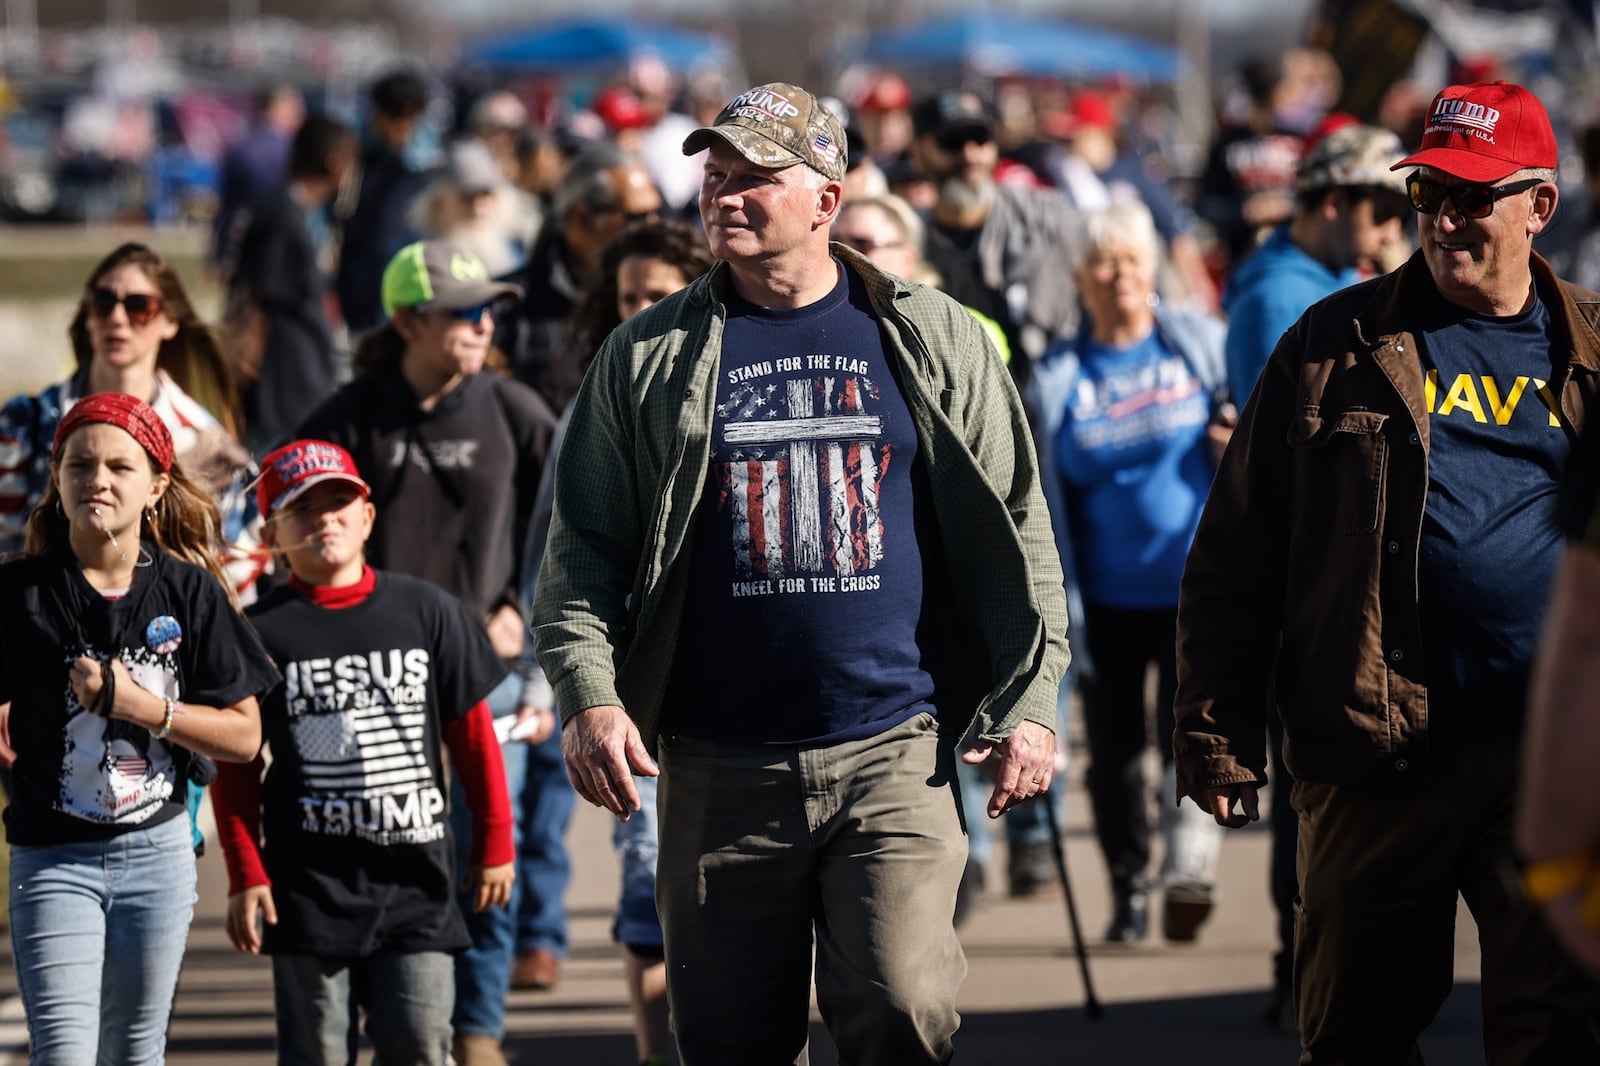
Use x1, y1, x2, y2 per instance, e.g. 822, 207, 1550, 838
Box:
1223, 122, 1411, 404
535, 79, 1067, 1063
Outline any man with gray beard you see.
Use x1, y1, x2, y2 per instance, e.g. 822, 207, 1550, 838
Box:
912, 88, 1081, 899
912, 89, 1083, 374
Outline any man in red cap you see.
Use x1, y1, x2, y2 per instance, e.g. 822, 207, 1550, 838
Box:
1175, 80, 1600, 1061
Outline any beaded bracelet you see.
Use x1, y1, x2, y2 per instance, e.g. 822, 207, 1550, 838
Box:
152, 697, 176, 740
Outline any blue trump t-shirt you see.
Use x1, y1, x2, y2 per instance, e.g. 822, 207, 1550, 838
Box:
1414, 284, 1568, 735
662, 263, 943, 745
1054, 330, 1214, 608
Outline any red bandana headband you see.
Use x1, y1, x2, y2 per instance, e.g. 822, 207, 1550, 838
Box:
52, 392, 175, 473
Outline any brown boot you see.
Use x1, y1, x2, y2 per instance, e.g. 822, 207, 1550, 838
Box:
510, 946, 562, 991
451, 1033, 509, 1066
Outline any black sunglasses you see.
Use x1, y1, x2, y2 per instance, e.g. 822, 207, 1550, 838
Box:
86, 287, 164, 326
934, 128, 992, 154
1406, 176, 1544, 220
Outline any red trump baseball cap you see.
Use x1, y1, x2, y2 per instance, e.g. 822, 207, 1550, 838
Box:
1391, 81, 1557, 183
258, 439, 370, 517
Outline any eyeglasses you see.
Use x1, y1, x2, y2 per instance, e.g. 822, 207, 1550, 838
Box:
86, 288, 165, 327
835, 234, 907, 253
1406, 176, 1544, 219
934, 128, 992, 154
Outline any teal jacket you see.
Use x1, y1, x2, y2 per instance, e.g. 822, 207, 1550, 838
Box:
531, 245, 1070, 749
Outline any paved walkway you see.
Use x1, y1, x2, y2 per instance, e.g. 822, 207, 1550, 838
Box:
0, 753, 1488, 1065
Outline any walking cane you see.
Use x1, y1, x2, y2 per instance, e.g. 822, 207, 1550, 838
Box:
1043, 796, 1103, 1019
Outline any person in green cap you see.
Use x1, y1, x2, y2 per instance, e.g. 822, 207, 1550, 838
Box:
297, 239, 558, 1066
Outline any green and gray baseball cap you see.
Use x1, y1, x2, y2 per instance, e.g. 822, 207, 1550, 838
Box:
380, 240, 522, 318
682, 82, 847, 181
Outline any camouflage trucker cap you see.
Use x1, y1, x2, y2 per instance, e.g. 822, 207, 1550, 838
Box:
682, 82, 847, 181
1297, 124, 1409, 193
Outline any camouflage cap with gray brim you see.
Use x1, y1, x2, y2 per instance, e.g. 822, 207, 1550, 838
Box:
682, 82, 847, 181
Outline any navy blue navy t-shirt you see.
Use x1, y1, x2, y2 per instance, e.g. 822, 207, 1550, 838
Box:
662, 263, 942, 745
1414, 284, 1569, 735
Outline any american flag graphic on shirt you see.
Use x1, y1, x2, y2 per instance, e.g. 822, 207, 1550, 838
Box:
290, 704, 432, 795
714, 373, 890, 580
279, 650, 448, 845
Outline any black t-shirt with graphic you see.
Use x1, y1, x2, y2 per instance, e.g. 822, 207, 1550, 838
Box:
1414, 284, 1569, 735
663, 263, 943, 746
245, 572, 506, 956
0, 545, 281, 846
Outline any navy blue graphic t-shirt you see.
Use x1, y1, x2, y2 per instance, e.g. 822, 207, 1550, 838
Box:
663, 263, 940, 745
1414, 284, 1568, 735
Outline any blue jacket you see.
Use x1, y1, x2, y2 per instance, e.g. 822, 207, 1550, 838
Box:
1223, 225, 1361, 405
1030, 304, 1227, 679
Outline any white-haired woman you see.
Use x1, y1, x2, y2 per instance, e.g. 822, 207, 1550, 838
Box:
1034, 200, 1231, 944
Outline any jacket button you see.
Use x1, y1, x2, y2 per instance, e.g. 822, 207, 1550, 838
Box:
1387, 541, 1400, 554
1395, 758, 1409, 771
1389, 649, 1404, 662
1395, 344, 1405, 353
1408, 432, 1420, 445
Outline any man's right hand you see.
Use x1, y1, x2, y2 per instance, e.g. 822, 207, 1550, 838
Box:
562, 704, 659, 821
1203, 784, 1261, 829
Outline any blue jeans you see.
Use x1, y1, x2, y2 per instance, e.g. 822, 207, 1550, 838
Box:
10, 815, 198, 1066
513, 725, 575, 957
272, 950, 454, 1066
613, 773, 662, 949
449, 673, 527, 1040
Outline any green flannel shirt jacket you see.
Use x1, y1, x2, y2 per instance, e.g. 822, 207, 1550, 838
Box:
531, 245, 1070, 748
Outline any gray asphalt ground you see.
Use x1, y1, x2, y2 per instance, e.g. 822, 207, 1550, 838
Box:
0, 760, 1487, 1066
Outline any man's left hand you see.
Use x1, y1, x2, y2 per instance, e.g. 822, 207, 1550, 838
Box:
963, 720, 1056, 818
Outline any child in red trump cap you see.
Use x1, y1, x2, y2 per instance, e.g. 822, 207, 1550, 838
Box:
213, 438, 516, 1065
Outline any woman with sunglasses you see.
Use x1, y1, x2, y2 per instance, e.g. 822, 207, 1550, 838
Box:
297, 239, 557, 1066
0, 243, 259, 566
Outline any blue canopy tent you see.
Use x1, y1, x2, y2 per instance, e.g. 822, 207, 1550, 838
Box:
855, 13, 1183, 83
463, 16, 732, 73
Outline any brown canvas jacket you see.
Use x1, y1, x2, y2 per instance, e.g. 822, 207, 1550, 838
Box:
1174, 251, 1600, 799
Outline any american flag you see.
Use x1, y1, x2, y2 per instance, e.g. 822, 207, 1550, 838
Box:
716, 374, 888, 579
292, 704, 432, 794
813, 133, 839, 167
111, 755, 147, 779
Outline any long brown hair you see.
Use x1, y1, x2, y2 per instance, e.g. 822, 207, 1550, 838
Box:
26, 448, 238, 609
71, 242, 243, 438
